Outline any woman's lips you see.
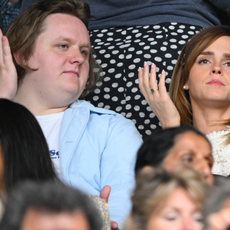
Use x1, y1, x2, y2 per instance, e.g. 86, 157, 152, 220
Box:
207, 79, 225, 86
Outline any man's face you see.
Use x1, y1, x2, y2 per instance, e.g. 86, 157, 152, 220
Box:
24, 13, 90, 108
20, 209, 90, 230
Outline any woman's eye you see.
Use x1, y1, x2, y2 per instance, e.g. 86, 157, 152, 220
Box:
225, 62, 230, 67
193, 213, 203, 223
164, 214, 177, 221
198, 58, 210, 64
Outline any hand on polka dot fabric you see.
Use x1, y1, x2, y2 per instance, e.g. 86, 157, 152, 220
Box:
0, 29, 18, 100
138, 62, 180, 129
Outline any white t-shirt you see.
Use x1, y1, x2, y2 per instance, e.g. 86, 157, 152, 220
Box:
36, 112, 65, 179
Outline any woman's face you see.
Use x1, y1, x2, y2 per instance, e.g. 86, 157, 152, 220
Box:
146, 187, 203, 230
187, 36, 230, 107
163, 131, 213, 184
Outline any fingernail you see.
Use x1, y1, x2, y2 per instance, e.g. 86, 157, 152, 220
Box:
138, 67, 142, 72
144, 61, 148, 67
162, 70, 165, 74
151, 63, 155, 68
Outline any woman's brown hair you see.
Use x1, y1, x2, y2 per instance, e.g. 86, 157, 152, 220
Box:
170, 25, 230, 125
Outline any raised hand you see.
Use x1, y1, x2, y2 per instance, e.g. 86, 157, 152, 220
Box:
0, 29, 18, 99
138, 62, 180, 129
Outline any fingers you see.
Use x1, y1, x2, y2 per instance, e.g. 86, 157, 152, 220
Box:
0, 29, 13, 67
149, 63, 158, 91
158, 69, 167, 96
139, 62, 165, 97
2, 36, 14, 68
0, 29, 3, 65
100, 185, 111, 203
110, 220, 119, 230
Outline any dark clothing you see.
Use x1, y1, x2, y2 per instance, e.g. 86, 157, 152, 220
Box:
0, 0, 21, 34
84, 0, 230, 30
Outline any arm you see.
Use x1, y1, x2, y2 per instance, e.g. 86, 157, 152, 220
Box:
138, 62, 180, 129
0, 29, 18, 99
100, 115, 143, 228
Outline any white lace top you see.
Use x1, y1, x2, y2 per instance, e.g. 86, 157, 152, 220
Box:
207, 128, 230, 177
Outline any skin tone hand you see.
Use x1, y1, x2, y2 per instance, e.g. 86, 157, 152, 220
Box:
100, 185, 119, 230
0, 29, 18, 100
206, 208, 230, 230
138, 62, 180, 129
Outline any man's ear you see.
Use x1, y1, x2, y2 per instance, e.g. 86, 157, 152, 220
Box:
13, 51, 27, 65
13, 51, 20, 65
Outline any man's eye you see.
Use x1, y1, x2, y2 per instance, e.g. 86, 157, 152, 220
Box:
80, 50, 87, 55
59, 44, 68, 49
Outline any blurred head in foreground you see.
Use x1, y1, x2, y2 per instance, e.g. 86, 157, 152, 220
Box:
125, 167, 209, 230
0, 181, 102, 230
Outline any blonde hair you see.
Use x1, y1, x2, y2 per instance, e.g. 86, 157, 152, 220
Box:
125, 167, 209, 230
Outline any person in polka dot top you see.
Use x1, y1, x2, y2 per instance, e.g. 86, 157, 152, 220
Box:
139, 25, 230, 178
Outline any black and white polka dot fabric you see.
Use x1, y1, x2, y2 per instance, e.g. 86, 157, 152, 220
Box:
84, 22, 202, 137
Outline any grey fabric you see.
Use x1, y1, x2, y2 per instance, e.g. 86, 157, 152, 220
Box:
83, 0, 230, 30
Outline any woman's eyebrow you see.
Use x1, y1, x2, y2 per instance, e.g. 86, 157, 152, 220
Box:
199, 51, 214, 56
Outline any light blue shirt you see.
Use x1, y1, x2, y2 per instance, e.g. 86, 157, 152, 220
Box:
59, 100, 143, 227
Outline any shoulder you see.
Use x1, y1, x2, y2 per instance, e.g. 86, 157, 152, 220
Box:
67, 100, 142, 140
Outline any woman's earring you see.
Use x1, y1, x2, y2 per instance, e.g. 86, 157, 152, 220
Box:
183, 85, 188, 90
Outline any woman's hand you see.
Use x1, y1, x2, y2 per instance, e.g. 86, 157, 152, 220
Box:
0, 29, 18, 100
206, 208, 230, 230
138, 62, 180, 129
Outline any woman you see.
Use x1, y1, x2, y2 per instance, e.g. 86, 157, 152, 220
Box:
125, 167, 209, 230
135, 125, 214, 185
138, 25, 230, 176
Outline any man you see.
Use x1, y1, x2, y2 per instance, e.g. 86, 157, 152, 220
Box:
0, 181, 102, 230
0, 0, 143, 227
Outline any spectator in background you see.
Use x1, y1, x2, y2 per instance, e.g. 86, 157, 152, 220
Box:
204, 175, 230, 230
135, 125, 214, 184
0, 180, 103, 230
125, 167, 209, 230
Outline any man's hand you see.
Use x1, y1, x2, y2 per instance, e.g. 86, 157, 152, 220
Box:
100, 186, 119, 230
0, 29, 18, 99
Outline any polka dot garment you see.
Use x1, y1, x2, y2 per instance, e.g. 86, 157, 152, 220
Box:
84, 22, 202, 137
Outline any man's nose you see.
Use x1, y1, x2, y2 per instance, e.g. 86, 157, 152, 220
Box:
69, 49, 85, 64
